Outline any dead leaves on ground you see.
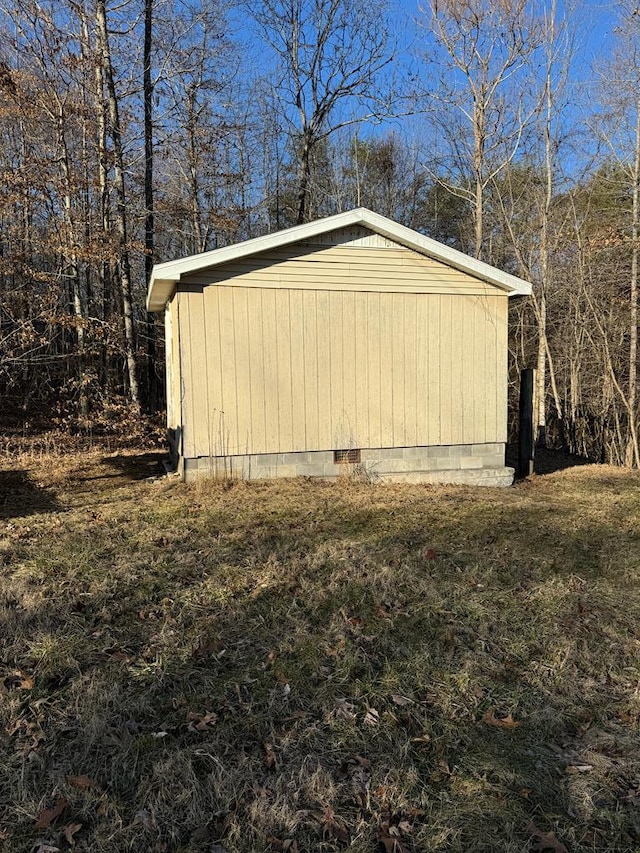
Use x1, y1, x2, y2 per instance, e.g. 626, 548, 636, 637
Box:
187, 710, 218, 731
34, 798, 68, 830
564, 764, 593, 774
334, 697, 357, 721
378, 811, 418, 853
8, 713, 45, 754
66, 775, 100, 791
363, 706, 380, 727
263, 741, 277, 769
267, 836, 298, 852
339, 755, 371, 808
3, 669, 34, 690
527, 821, 568, 853
32, 843, 62, 853
390, 692, 414, 707
310, 805, 350, 845
482, 708, 521, 729
62, 823, 82, 845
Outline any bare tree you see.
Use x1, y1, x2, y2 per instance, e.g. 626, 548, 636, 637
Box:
252, 0, 392, 223
95, 0, 140, 407
157, 0, 242, 255
492, 0, 572, 446
423, 0, 542, 260
588, 0, 640, 465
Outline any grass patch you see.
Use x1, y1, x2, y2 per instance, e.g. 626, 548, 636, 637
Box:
2, 451, 640, 851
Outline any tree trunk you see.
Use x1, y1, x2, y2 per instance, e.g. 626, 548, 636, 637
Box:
95, 0, 140, 408
56, 103, 88, 417
144, 0, 158, 411
626, 101, 640, 465
536, 39, 555, 448
297, 133, 312, 224
473, 99, 485, 260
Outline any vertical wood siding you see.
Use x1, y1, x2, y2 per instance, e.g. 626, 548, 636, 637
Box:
165, 296, 182, 435
177, 284, 509, 458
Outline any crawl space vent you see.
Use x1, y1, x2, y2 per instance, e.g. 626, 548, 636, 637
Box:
334, 449, 361, 464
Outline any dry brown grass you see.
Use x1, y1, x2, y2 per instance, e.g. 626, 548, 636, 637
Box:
2, 449, 640, 852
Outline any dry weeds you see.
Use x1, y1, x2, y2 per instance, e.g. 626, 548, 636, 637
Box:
1, 450, 640, 851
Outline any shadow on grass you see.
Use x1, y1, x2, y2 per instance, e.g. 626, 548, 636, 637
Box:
98, 451, 166, 481
0, 469, 61, 519
507, 444, 591, 476
2, 472, 640, 851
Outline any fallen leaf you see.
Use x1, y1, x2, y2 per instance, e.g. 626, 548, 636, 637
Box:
565, 764, 593, 774
391, 693, 413, 706
63, 822, 82, 844
340, 607, 363, 629
266, 836, 298, 852
430, 759, 453, 782
334, 698, 357, 720
187, 710, 218, 731
527, 821, 568, 853
31, 842, 61, 853
482, 709, 520, 729
34, 798, 68, 830
4, 670, 34, 690
411, 733, 431, 744
263, 741, 277, 769
379, 821, 410, 853
125, 718, 142, 735
363, 707, 380, 727
311, 806, 350, 844
352, 766, 371, 807
67, 775, 99, 791
338, 754, 370, 776
425, 549, 436, 560
519, 787, 532, 798
261, 651, 277, 669
338, 755, 371, 807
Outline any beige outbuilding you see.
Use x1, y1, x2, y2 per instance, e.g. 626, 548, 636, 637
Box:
147, 208, 531, 485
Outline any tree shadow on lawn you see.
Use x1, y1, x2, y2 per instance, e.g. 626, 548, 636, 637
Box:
506, 444, 591, 476
2, 476, 640, 852
0, 469, 61, 519
93, 451, 167, 482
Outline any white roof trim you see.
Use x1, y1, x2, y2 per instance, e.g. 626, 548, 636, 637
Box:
147, 208, 531, 311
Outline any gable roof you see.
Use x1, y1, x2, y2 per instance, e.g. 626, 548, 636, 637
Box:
147, 207, 531, 311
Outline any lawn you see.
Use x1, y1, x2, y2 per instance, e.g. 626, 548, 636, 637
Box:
2, 447, 640, 852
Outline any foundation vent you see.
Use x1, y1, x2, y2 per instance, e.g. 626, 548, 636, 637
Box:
334, 449, 361, 464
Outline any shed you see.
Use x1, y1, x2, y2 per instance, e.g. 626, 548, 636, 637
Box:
147, 208, 531, 485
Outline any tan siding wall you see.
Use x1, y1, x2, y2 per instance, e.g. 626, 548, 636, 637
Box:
165, 296, 182, 434
298, 224, 400, 248
178, 283, 509, 457
182, 243, 499, 296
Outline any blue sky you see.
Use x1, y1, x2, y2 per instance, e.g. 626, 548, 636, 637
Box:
233, 0, 628, 179
390, 0, 620, 75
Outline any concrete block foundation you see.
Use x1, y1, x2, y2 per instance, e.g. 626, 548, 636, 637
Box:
181, 443, 514, 487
